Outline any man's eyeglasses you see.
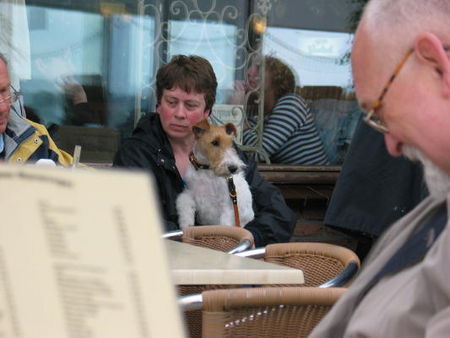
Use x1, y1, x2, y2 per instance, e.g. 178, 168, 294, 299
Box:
0, 85, 20, 105
363, 45, 450, 133
363, 49, 414, 133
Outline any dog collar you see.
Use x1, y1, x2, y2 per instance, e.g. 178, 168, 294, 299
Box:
189, 152, 210, 170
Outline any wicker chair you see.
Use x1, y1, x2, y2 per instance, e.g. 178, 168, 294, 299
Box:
237, 242, 360, 287
163, 226, 255, 337
179, 287, 346, 338
163, 225, 255, 253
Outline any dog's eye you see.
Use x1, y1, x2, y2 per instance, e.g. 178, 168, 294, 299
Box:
211, 140, 220, 147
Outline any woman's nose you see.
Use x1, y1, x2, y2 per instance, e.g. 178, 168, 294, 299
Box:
173, 103, 186, 118
247, 66, 257, 79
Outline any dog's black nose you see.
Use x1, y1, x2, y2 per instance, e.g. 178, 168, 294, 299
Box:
228, 165, 237, 174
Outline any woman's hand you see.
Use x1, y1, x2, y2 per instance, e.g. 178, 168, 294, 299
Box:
228, 80, 247, 105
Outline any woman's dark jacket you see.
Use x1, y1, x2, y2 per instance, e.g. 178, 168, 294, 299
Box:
113, 113, 296, 247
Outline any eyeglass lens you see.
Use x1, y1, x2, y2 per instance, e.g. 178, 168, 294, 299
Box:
0, 87, 17, 104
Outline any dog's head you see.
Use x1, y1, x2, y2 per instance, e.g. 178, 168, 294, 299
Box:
192, 119, 245, 177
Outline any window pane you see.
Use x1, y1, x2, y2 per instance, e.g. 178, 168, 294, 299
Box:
2, 0, 361, 165
168, 19, 237, 104
23, 6, 104, 126
265, 27, 353, 87
249, 1, 363, 165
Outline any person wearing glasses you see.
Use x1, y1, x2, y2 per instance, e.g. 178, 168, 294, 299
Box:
0, 53, 72, 165
311, 0, 450, 337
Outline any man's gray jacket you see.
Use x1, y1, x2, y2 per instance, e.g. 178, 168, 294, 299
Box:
311, 194, 450, 337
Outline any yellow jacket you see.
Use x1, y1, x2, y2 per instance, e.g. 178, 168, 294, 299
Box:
5, 115, 73, 166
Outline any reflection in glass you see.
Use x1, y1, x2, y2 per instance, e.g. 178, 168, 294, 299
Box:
1, 0, 363, 165
21, 6, 153, 138
168, 19, 237, 105
263, 27, 360, 165
264, 27, 353, 88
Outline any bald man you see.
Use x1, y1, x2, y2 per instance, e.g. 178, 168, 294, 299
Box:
311, 0, 450, 336
0, 54, 72, 165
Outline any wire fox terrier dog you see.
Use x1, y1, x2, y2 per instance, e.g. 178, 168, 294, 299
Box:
176, 119, 254, 228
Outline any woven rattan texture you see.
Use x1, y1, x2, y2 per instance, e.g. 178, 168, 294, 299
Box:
265, 254, 345, 287
201, 287, 346, 338
179, 285, 237, 338
183, 235, 240, 252
214, 304, 331, 338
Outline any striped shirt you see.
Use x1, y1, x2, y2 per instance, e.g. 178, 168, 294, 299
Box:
243, 93, 328, 165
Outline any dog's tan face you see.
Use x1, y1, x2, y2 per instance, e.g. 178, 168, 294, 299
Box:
193, 120, 242, 177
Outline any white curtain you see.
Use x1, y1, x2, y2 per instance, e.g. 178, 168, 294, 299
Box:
0, 0, 31, 88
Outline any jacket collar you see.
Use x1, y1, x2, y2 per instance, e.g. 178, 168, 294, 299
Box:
4, 112, 35, 158
132, 113, 178, 171
133, 113, 172, 152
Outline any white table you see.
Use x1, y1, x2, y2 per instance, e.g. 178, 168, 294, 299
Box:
165, 240, 304, 285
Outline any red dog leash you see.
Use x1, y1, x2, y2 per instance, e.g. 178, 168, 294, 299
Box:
227, 176, 241, 227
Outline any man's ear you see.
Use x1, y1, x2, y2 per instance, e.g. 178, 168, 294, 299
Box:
203, 109, 211, 119
415, 33, 450, 97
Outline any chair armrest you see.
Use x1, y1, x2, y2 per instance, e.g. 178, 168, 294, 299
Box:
179, 293, 203, 311
227, 239, 253, 254
235, 247, 266, 259
319, 261, 359, 288
162, 229, 184, 240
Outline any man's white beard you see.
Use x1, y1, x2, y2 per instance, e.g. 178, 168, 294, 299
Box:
403, 145, 450, 198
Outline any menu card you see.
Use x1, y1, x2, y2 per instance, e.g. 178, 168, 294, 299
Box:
0, 164, 185, 338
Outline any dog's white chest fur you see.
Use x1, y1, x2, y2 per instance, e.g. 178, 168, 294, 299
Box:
176, 166, 254, 228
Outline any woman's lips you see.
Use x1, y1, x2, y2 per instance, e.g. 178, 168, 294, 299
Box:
171, 123, 188, 130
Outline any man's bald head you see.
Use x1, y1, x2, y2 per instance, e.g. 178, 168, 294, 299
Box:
352, 0, 450, 173
361, 0, 450, 62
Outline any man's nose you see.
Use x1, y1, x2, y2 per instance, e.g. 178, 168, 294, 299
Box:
384, 133, 403, 157
0, 100, 10, 113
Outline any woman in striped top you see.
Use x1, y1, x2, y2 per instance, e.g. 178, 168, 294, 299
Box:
242, 56, 328, 165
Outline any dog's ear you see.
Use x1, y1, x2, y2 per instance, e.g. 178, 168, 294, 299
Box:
192, 119, 210, 138
224, 123, 237, 137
